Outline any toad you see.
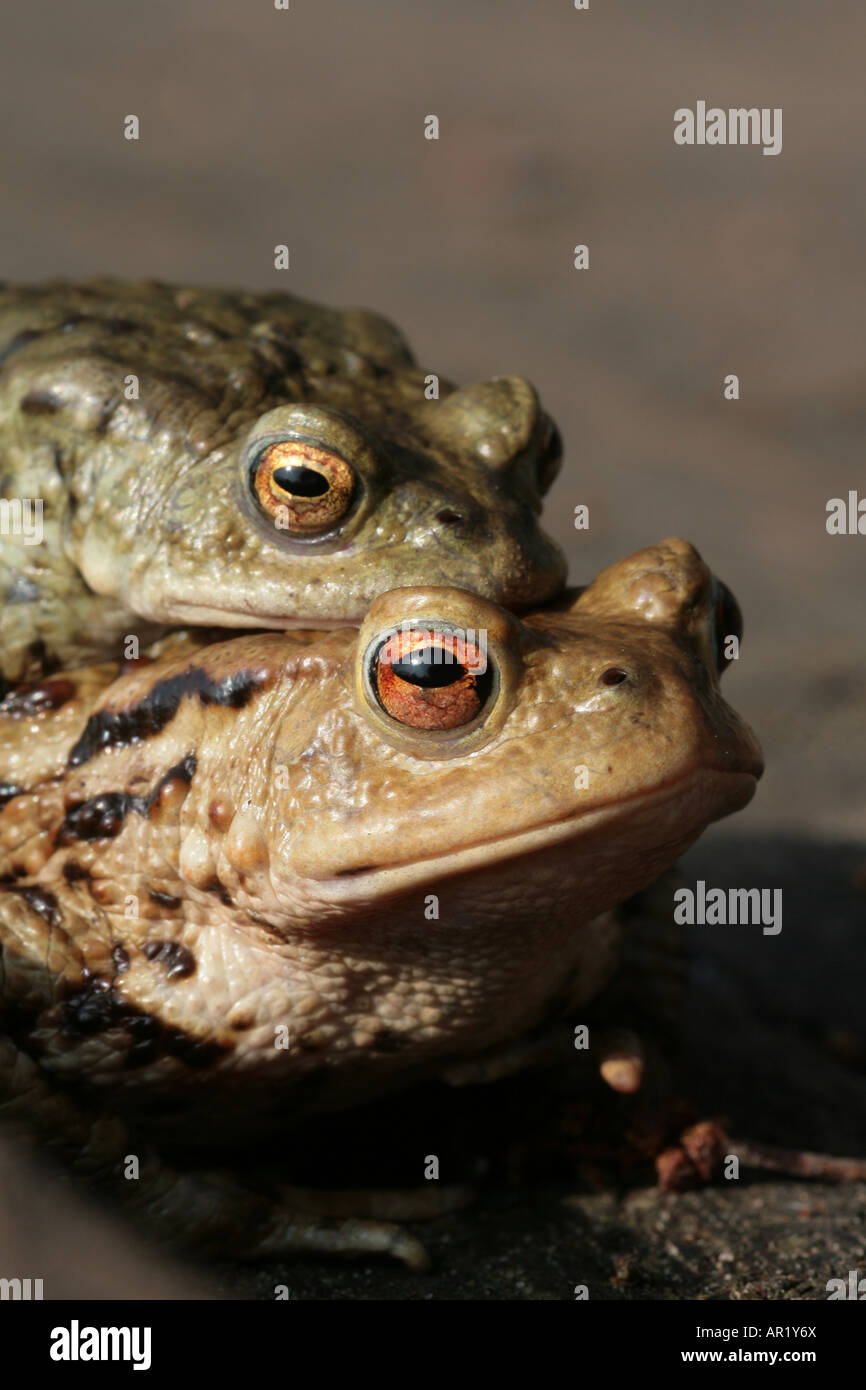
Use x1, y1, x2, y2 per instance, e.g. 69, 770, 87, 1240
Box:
0, 539, 761, 1266
0, 279, 565, 682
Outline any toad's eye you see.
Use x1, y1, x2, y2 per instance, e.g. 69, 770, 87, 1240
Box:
250, 441, 355, 534
712, 579, 743, 671
536, 414, 563, 494
370, 630, 493, 730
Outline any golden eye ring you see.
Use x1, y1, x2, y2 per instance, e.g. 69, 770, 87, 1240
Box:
369, 628, 493, 731
250, 440, 355, 534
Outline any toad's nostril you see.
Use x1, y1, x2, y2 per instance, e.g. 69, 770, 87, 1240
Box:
600, 668, 629, 687
435, 508, 464, 527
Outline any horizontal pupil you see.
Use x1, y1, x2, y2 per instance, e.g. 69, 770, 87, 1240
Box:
272, 464, 329, 497
390, 649, 467, 688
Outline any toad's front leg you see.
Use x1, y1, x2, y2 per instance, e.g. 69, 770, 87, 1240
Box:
0, 1035, 449, 1269
0, 890, 457, 1271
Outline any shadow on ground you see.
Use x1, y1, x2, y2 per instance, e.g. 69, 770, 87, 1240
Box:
206, 832, 865, 1300
1, 833, 862, 1300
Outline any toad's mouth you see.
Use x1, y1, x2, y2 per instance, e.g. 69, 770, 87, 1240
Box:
311, 764, 760, 902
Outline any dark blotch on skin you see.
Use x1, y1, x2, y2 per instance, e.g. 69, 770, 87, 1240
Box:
104, 318, 143, 336
0, 677, 76, 717
124, 1013, 164, 1067
58, 975, 231, 1069
370, 1028, 410, 1053
68, 667, 269, 768
123, 1017, 225, 1070
57, 792, 135, 845
202, 878, 233, 907
60, 977, 126, 1037
0, 783, 24, 808
19, 390, 62, 416
56, 754, 197, 845
143, 939, 196, 981
149, 888, 182, 910
6, 884, 62, 928
112, 943, 130, 973
146, 752, 197, 815
27, 639, 60, 676
161, 1030, 226, 1069
0, 329, 42, 367
62, 860, 90, 883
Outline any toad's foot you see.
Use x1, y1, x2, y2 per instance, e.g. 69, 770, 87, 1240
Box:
0, 1038, 461, 1270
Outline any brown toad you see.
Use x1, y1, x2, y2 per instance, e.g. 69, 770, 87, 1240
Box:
0, 540, 761, 1266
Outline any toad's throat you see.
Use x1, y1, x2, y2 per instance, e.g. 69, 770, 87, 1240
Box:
313, 764, 760, 897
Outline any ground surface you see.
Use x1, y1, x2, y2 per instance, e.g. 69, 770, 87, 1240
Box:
0, 0, 863, 1299
208, 832, 866, 1301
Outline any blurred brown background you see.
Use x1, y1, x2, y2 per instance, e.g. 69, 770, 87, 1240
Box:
2, 0, 862, 836
1, 0, 864, 1297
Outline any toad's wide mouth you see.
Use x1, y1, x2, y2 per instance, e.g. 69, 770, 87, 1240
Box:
307, 764, 760, 903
